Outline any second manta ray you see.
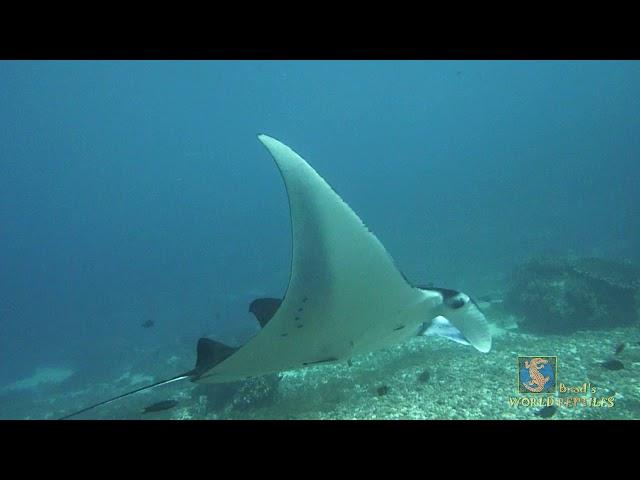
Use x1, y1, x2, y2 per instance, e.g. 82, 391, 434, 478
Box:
60, 134, 491, 419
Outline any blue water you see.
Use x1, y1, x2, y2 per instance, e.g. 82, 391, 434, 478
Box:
1, 61, 638, 415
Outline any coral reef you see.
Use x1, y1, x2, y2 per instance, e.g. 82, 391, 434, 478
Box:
504, 256, 640, 334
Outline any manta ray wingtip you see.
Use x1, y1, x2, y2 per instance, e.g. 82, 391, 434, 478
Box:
257, 133, 273, 143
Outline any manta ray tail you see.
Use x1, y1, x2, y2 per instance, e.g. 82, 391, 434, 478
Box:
57, 373, 191, 420
58, 338, 238, 419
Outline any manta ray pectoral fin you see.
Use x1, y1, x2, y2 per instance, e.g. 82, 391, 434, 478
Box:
59, 133, 493, 417
194, 135, 491, 384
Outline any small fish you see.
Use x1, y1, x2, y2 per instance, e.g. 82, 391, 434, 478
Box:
142, 400, 179, 413
141, 319, 155, 329
376, 385, 390, 396
614, 343, 626, 355
601, 359, 624, 371
535, 405, 557, 419
417, 369, 431, 384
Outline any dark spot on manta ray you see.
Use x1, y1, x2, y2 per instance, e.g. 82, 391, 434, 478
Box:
295, 316, 300, 321
141, 319, 154, 328
376, 385, 390, 396
296, 324, 303, 328
297, 307, 303, 312
601, 359, 624, 370
280, 333, 288, 337
614, 343, 625, 355
302, 297, 308, 303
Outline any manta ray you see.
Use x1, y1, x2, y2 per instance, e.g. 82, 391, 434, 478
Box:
59, 134, 491, 419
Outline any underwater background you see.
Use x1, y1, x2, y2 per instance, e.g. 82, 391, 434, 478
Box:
1, 60, 638, 419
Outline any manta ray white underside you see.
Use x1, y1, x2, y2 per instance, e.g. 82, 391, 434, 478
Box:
195, 135, 491, 383
58, 134, 492, 419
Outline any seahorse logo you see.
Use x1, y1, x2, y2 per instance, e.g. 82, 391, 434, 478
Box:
522, 357, 551, 392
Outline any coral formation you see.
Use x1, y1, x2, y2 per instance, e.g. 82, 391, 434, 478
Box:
504, 256, 640, 334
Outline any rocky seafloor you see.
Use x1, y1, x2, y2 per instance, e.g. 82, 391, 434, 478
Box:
4, 255, 638, 420
9, 320, 639, 420
200, 325, 640, 420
